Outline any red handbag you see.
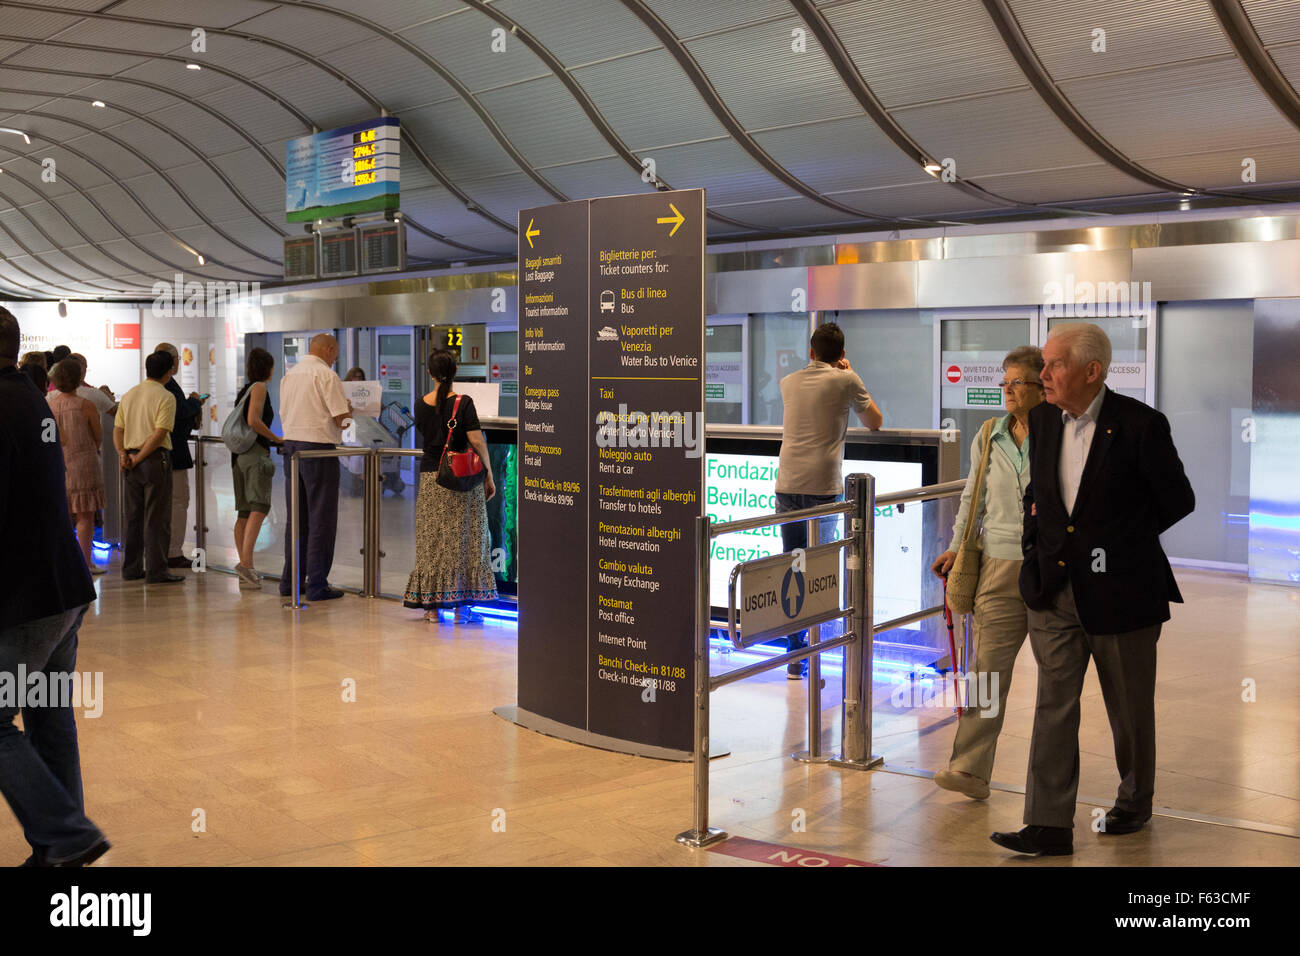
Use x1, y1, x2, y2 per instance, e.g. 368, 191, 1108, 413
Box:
435, 395, 485, 491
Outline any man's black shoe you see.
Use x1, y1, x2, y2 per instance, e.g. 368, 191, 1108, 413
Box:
1102, 808, 1151, 834
990, 825, 1073, 856
307, 587, 345, 601
145, 573, 185, 584
122, 572, 145, 581
49, 838, 110, 867
166, 556, 191, 569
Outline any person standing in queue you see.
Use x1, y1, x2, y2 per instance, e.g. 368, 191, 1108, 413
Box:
115, 351, 182, 584
991, 323, 1194, 857
154, 344, 205, 570
775, 322, 882, 679
48, 359, 108, 575
0, 309, 110, 866
403, 349, 498, 624
279, 333, 351, 601
232, 347, 283, 590
930, 346, 1044, 799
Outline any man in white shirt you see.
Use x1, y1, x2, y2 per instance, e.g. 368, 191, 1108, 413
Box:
279, 334, 352, 601
775, 322, 882, 678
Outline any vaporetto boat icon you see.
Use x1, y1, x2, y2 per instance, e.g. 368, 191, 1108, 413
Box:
596, 325, 619, 342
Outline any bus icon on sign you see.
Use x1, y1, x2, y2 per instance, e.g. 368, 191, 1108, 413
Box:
600, 290, 615, 313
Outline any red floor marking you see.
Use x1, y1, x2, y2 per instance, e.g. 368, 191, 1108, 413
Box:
709, 837, 880, 867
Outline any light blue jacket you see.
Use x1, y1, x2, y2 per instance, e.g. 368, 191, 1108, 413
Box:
947, 413, 1031, 561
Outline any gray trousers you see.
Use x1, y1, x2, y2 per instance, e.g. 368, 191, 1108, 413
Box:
168, 467, 190, 559
122, 448, 173, 580
1024, 581, 1159, 828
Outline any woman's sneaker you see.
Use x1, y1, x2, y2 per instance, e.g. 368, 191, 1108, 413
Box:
235, 564, 261, 589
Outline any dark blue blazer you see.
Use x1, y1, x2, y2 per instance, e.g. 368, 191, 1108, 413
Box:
1020, 387, 1195, 635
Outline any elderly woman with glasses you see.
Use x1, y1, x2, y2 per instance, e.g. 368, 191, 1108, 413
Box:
929, 345, 1045, 799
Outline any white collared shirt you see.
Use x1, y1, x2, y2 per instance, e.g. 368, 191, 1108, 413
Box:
280, 354, 349, 444
1059, 386, 1107, 515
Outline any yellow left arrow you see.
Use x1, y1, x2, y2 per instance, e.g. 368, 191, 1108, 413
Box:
656, 203, 685, 237
525, 218, 540, 249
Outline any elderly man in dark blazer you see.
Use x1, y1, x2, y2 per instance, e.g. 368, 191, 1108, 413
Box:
992, 323, 1195, 857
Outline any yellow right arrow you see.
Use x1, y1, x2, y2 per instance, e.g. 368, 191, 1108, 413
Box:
525, 218, 540, 248
657, 203, 685, 237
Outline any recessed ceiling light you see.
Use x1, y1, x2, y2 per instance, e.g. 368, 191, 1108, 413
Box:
91, 100, 106, 108
197, 254, 205, 266
923, 162, 941, 174
186, 63, 201, 70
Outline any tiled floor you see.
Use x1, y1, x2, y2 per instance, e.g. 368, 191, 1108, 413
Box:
4, 564, 1296, 866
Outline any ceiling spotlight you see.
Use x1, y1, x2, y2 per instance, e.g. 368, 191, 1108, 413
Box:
91, 100, 106, 108
58, 299, 68, 317
185, 63, 202, 70
197, 254, 205, 266
0, 127, 31, 145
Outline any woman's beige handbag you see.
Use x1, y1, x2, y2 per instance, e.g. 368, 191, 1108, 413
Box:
945, 417, 997, 615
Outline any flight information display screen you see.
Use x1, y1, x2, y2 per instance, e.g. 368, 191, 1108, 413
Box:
282, 235, 318, 281
359, 221, 406, 274
318, 228, 358, 278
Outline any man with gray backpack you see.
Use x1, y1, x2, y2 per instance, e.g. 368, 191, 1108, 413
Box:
222, 347, 282, 589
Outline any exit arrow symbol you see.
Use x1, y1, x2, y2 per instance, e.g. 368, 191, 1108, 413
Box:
657, 203, 685, 237
525, 218, 540, 248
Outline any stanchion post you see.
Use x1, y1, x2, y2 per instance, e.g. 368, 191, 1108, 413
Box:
676, 515, 725, 848
192, 439, 206, 555
283, 451, 306, 610
361, 449, 378, 597
832, 473, 882, 770
792, 518, 829, 763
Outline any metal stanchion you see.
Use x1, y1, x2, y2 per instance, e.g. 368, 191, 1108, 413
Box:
283, 451, 306, 610
361, 450, 378, 598
192, 439, 207, 555
793, 517, 829, 763
832, 473, 882, 770
676, 515, 725, 848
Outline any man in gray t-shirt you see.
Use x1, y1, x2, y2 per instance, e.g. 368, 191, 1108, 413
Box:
775, 322, 882, 678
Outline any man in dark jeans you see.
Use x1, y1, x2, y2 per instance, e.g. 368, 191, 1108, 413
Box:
0, 308, 110, 866
155, 343, 205, 569
775, 323, 883, 678
114, 351, 183, 583
279, 334, 352, 601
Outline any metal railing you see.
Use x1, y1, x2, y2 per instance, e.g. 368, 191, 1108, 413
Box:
675, 473, 967, 848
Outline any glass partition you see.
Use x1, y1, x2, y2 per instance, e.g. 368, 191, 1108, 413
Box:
195, 440, 365, 593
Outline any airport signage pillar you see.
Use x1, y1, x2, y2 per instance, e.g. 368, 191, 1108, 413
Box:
512, 188, 705, 758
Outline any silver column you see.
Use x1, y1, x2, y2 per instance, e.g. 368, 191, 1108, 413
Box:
832, 473, 882, 770
792, 517, 829, 763
192, 439, 207, 556
283, 451, 306, 610
676, 515, 725, 848
362, 449, 379, 597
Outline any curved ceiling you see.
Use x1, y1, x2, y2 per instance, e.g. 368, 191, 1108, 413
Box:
0, 0, 1298, 297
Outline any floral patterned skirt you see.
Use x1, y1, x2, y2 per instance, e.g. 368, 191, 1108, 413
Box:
403, 475, 498, 609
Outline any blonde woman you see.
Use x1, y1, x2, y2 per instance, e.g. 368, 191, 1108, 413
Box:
929, 345, 1044, 799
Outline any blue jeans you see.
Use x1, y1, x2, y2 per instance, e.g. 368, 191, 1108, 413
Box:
0, 604, 104, 863
281, 440, 341, 596
776, 493, 843, 670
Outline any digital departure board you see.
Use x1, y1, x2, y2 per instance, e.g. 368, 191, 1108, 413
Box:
282, 235, 318, 281
359, 221, 406, 274
318, 228, 358, 278
286, 117, 400, 223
